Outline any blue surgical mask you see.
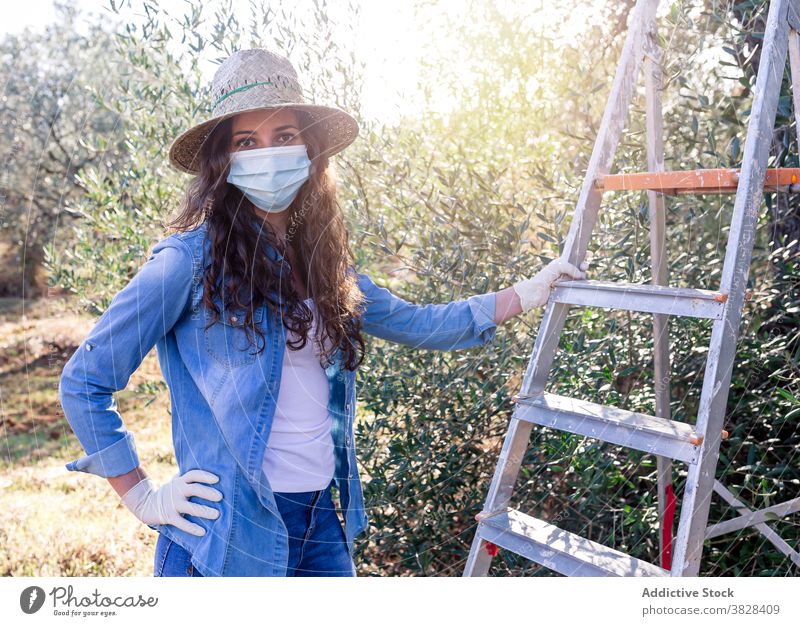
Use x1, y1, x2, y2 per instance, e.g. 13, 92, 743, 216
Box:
226, 144, 311, 213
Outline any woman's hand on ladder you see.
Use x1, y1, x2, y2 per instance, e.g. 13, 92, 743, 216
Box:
512, 255, 590, 313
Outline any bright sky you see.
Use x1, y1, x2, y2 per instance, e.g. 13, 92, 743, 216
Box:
2, 0, 681, 125
1, 0, 480, 125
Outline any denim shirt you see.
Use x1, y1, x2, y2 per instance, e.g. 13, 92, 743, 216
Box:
59, 220, 498, 576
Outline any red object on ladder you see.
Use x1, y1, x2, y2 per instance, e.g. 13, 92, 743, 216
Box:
596, 167, 800, 194
661, 482, 677, 570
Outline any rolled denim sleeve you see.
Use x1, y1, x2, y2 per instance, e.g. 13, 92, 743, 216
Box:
351, 268, 498, 350
59, 237, 194, 478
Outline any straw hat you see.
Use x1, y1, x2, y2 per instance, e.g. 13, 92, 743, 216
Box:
168, 48, 360, 174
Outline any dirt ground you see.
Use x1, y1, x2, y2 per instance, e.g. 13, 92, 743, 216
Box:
0, 295, 181, 575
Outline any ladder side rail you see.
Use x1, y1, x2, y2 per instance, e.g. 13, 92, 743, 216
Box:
524, 0, 661, 396
644, 29, 675, 569
789, 28, 800, 134
559, 0, 661, 272
788, 28, 800, 139
788, 0, 800, 30
669, 0, 792, 577
644, 35, 670, 418
461, 418, 535, 576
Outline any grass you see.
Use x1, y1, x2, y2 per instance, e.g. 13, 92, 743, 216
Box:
0, 295, 183, 576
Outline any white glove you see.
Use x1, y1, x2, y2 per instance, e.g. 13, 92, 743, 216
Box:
513, 257, 589, 313
120, 469, 223, 537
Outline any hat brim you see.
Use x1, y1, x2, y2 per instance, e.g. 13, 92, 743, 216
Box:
168, 103, 359, 175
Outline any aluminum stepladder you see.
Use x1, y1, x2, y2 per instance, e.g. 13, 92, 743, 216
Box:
463, 0, 800, 577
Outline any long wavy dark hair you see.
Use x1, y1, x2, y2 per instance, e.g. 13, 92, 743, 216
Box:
165, 108, 366, 371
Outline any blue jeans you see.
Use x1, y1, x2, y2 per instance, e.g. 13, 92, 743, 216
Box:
153, 478, 356, 576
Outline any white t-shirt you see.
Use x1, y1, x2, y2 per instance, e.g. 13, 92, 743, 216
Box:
262, 297, 336, 492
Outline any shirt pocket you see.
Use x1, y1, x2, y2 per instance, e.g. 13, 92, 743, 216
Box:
204, 304, 266, 367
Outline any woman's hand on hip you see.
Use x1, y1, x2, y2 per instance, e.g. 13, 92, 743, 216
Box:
120, 469, 223, 536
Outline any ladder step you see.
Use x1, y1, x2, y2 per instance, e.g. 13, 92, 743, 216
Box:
550, 279, 725, 319
477, 507, 669, 576
595, 167, 800, 194
512, 392, 701, 464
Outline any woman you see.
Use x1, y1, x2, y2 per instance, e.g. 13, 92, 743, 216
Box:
59, 48, 587, 577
